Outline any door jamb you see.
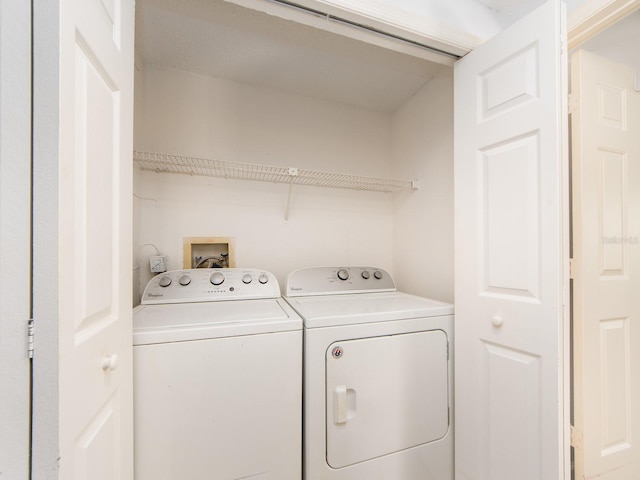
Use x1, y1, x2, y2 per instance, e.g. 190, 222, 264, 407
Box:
568, 0, 640, 50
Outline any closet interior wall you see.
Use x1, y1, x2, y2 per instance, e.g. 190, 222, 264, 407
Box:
132, 9, 455, 306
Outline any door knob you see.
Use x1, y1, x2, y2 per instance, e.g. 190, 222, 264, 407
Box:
101, 353, 119, 371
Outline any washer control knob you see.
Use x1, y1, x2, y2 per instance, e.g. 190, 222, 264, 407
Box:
361, 270, 370, 279
178, 275, 191, 286
373, 270, 383, 280
158, 276, 172, 287
210, 272, 225, 286
258, 273, 269, 284
337, 269, 349, 281
242, 274, 253, 284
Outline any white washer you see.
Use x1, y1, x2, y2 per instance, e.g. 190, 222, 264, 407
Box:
133, 268, 302, 480
285, 266, 454, 480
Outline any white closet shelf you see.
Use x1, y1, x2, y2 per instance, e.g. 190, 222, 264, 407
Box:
133, 151, 418, 193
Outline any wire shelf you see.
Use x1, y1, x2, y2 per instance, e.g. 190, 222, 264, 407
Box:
133, 151, 417, 193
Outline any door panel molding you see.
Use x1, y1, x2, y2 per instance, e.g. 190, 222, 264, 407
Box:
454, 1, 569, 478
571, 48, 640, 480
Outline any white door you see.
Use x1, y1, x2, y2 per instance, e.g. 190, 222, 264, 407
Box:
57, 0, 135, 477
454, 1, 569, 479
0, 0, 32, 477
571, 49, 640, 480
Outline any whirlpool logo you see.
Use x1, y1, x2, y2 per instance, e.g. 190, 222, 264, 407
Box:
147, 293, 163, 298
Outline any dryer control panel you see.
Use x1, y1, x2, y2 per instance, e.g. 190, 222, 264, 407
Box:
285, 266, 396, 297
141, 268, 280, 304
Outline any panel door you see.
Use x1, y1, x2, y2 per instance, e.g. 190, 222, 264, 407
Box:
0, 0, 32, 477
58, 0, 135, 477
325, 330, 449, 469
571, 49, 640, 480
454, 1, 569, 479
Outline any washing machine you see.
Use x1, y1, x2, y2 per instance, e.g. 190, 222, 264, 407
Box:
133, 268, 302, 480
284, 266, 454, 480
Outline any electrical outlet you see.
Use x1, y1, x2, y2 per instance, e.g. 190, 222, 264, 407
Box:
150, 255, 167, 273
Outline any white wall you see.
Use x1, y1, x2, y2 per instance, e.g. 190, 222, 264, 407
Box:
578, 9, 640, 70
133, 53, 146, 306
392, 69, 454, 303
134, 65, 397, 302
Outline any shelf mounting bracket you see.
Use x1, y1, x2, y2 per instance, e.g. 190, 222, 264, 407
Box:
284, 167, 299, 221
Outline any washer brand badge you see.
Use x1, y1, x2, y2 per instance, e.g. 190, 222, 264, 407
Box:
147, 293, 163, 298
331, 346, 343, 359
290, 287, 303, 291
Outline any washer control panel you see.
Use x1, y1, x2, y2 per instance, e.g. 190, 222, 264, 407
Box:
285, 266, 396, 297
141, 268, 280, 304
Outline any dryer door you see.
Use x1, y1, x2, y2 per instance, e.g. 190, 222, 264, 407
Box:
326, 330, 449, 468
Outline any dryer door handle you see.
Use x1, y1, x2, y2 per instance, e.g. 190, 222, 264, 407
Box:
333, 385, 356, 425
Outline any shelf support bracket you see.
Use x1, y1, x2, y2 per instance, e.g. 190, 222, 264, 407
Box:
284, 167, 299, 221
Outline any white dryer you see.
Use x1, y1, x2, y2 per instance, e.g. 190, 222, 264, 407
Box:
133, 268, 302, 480
285, 266, 453, 480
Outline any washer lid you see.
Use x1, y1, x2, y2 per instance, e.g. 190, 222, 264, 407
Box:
133, 298, 301, 345
284, 291, 453, 328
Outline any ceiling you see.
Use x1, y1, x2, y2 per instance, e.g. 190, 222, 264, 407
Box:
368, 0, 548, 40
135, 0, 629, 114
135, 0, 447, 113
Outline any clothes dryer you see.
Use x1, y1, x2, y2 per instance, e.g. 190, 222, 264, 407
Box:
285, 266, 453, 480
133, 268, 302, 480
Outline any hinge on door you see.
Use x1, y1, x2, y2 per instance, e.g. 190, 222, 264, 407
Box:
27, 319, 34, 359
568, 93, 579, 115
569, 258, 574, 280
570, 425, 583, 448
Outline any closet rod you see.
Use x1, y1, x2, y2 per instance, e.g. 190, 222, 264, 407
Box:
265, 0, 462, 60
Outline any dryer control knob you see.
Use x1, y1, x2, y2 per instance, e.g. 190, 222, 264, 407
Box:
242, 274, 252, 284
361, 271, 370, 279
373, 270, 383, 280
158, 276, 172, 287
258, 273, 269, 284
210, 272, 225, 286
178, 275, 191, 286
337, 269, 349, 281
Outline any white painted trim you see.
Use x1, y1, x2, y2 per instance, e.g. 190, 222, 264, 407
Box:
31, 0, 61, 477
0, 0, 32, 476
568, 0, 640, 49
286, 0, 480, 53
224, 0, 468, 63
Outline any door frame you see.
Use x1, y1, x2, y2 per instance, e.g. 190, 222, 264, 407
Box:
0, 0, 33, 478
568, 0, 640, 48
30, 0, 62, 477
